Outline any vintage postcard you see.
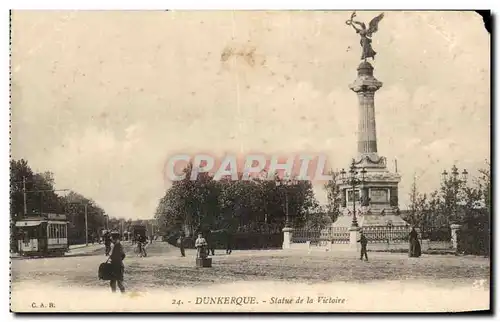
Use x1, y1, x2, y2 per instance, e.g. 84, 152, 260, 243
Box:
9, 10, 490, 313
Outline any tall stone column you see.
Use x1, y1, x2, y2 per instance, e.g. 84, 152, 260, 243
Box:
349, 62, 383, 157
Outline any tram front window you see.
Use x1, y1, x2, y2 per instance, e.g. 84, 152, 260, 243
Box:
18, 229, 30, 243
18, 226, 41, 243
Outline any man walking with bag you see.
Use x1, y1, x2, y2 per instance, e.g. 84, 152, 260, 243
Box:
110, 231, 126, 293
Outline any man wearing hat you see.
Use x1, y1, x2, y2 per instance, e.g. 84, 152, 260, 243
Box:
109, 231, 126, 293
103, 231, 112, 256
358, 231, 368, 261
195, 232, 208, 259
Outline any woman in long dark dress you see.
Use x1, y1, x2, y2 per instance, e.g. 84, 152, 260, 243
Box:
409, 227, 422, 258
109, 231, 126, 293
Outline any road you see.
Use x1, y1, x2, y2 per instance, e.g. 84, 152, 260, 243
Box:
10, 242, 490, 312
12, 241, 490, 289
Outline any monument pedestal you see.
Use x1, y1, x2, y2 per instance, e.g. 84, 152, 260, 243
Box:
196, 258, 212, 268
328, 61, 409, 239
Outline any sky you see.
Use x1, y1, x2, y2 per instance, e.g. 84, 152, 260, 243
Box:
10, 11, 490, 220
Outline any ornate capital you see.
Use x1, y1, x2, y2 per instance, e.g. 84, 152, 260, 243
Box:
349, 76, 383, 93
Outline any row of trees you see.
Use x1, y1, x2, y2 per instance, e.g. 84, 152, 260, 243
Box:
405, 161, 490, 255
14, 154, 487, 252
10, 159, 114, 249
154, 164, 320, 237
155, 161, 490, 249
405, 161, 490, 228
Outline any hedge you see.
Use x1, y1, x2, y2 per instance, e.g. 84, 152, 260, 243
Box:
165, 231, 283, 250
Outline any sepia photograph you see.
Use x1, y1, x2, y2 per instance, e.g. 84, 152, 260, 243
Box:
9, 9, 491, 313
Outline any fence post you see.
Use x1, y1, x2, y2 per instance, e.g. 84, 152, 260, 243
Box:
450, 224, 461, 251
349, 226, 360, 250
282, 227, 293, 249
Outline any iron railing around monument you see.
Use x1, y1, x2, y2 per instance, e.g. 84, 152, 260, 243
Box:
292, 227, 350, 245
291, 225, 447, 245
362, 226, 411, 244
292, 225, 414, 245
292, 228, 322, 244
330, 227, 350, 244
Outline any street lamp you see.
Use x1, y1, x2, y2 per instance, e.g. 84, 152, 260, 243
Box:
441, 170, 448, 183
441, 165, 468, 223
340, 159, 367, 228
387, 220, 393, 245
104, 215, 109, 230
461, 169, 469, 182
442, 165, 468, 186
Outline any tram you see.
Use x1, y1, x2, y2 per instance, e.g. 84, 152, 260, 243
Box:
15, 213, 69, 257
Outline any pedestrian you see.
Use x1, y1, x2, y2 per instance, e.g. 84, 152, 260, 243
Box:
408, 227, 422, 258
135, 234, 140, 251
225, 230, 232, 255
109, 231, 126, 293
138, 234, 147, 257
178, 231, 186, 257
205, 228, 215, 256
358, 231, 368, 261
195, 233, 208, 259
104, 232, 112, 256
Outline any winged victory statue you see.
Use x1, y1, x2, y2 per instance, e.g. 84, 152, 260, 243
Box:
346, 12, 385, 61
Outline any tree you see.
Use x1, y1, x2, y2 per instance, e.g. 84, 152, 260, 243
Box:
286, 178, 319, 227
10, 159, 34, 219
405, 175, 430, 227
303, 205, 332, 230
407, 175, 418, 225
62, 191, 107, 242
155, 186, 187, 235
10, 158, 109, 248
477, 160, 491, 215
9, 160, 66, 216
155, 164, 320, 237
323, 170, 343, 224
456, 160, 491, 255
405, 161, 490, 255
